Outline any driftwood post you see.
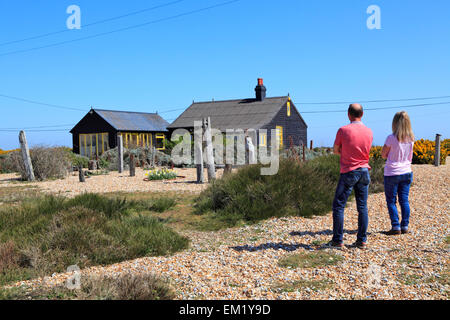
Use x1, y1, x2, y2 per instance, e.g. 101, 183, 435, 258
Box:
194, 123, 204, 184
246, 136, 256, 164
78, 165, 85, 182
435, 134, 442, 167
203, 117, 216, 182
129, 153, 136, 177
152, 146, 156, 167
19, 131, 35, 181
117, 135, 124, 173
310, 140, 313, 150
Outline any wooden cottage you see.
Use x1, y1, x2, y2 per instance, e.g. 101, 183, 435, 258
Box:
167, 79, 308, 147
70, 109, 169, 158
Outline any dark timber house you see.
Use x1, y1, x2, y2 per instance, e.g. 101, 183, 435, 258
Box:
167, 79, 308, 148
70, 109, 169, 158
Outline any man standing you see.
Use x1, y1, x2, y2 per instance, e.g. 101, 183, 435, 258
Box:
329, 104, 373, 249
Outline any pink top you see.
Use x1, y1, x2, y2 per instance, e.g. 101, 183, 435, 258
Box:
334, 122, 374, 174
384, 134, 414, 176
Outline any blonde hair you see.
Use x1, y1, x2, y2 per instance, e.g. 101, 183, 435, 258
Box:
392, 111, 415, 142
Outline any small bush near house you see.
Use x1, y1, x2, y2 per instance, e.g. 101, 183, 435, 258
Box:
194, 155, 384, 229
8, 146, 71, 180
413, 139, 446, 165
0, 273, 175, 300
443, 139, 450, 156
0, 193, 188, 285
100, 147, 171, 171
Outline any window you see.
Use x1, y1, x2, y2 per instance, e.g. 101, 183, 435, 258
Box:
259, 133, 267, 147
155, 134, 166, 150
287, 101, 291, 117
276, 126, 283, 147
79, 133, 109, 158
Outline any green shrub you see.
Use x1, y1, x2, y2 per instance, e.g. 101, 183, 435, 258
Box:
0, 193, 189, 285
194, 155, 384, 228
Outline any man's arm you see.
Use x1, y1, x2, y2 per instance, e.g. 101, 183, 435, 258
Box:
334, 144, 342, 155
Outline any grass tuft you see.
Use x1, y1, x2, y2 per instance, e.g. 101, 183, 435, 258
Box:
278, 251, 344, 269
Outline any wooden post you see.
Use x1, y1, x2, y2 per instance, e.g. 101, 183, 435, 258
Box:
435, 134, 442, 167
203, 117, 216, 182
130, 153, 136, 177
194, 124, 204, 184
19, 131, 35, 181
117, 135, 124, 173
224, 164, 233, 176
152, 146, 156, 168
302, 144, 306, 162
78, 165, 85, 182
310, 140, 313, 150
246, 136, 256, 164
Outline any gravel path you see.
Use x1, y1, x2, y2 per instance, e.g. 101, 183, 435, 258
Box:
0, 168, 217, 196
6, 163, 450, 300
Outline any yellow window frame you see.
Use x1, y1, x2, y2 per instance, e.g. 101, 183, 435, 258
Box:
155, 133, 166, 150
287, 101, 291, 117
276, 126, 283, 147
259, 133, 267, 147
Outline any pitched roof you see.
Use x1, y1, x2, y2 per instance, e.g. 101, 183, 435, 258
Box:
94, 109, 169, 132
167, 96, 289, 130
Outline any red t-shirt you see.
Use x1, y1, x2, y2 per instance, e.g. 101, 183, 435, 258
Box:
334, 122, 373, 174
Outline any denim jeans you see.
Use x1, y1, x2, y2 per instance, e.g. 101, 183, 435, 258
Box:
332, 168, 370, 243
384, 172, 413, 231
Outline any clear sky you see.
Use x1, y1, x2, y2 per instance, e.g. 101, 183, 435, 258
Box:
0, 0, 449, 150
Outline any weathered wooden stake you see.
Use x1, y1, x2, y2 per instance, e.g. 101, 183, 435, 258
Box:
246, 136, 256, 164
152, 146, 156, 167
19, 130, 35, 181
194, 123, 204, 184
130, 153, 136, 177
435, 134, 442, 167
310, 140, 313, 150
203, 117, 216, 182
117, 135, 124, 173
224, 164, 233, 175
78, 165, 85, 182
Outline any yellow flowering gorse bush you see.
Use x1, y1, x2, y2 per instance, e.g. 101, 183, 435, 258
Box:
413, 139, 446, 165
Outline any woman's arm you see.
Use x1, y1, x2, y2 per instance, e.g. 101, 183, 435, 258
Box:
381, 144, 391, 159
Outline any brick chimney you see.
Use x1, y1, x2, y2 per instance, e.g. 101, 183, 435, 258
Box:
255, 78, 266, 101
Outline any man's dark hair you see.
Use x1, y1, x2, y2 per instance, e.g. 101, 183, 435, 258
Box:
348, 104, 364, 118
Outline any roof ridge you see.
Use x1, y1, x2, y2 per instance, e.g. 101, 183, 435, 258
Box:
191, 96, 289, 105
94, 108, 160, 115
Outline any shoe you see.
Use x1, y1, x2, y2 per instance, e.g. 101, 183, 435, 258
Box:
401, 229, 409, 234
385, 229, 401, 236
326, 241, 343, 249
352, 240, 367, 249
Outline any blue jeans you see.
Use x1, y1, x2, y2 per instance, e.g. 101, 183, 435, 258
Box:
384, 173, 413, 231
332, 168, 370, 243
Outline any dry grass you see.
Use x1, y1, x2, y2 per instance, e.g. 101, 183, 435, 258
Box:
0, 273, 175, 300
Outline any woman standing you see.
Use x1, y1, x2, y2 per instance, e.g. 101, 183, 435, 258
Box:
381, 111, 415, 235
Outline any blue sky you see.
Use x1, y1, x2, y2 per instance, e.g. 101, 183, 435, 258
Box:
0, 0, 449, 150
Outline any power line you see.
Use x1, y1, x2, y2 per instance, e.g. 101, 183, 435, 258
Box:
0, 0, 186, 47
0, 128, 71, 132
301, 101, 450, 114
0, 93, 86, 111
0, 0, 242, 57
0, 124, 75, 130
298, 95, 450, 106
